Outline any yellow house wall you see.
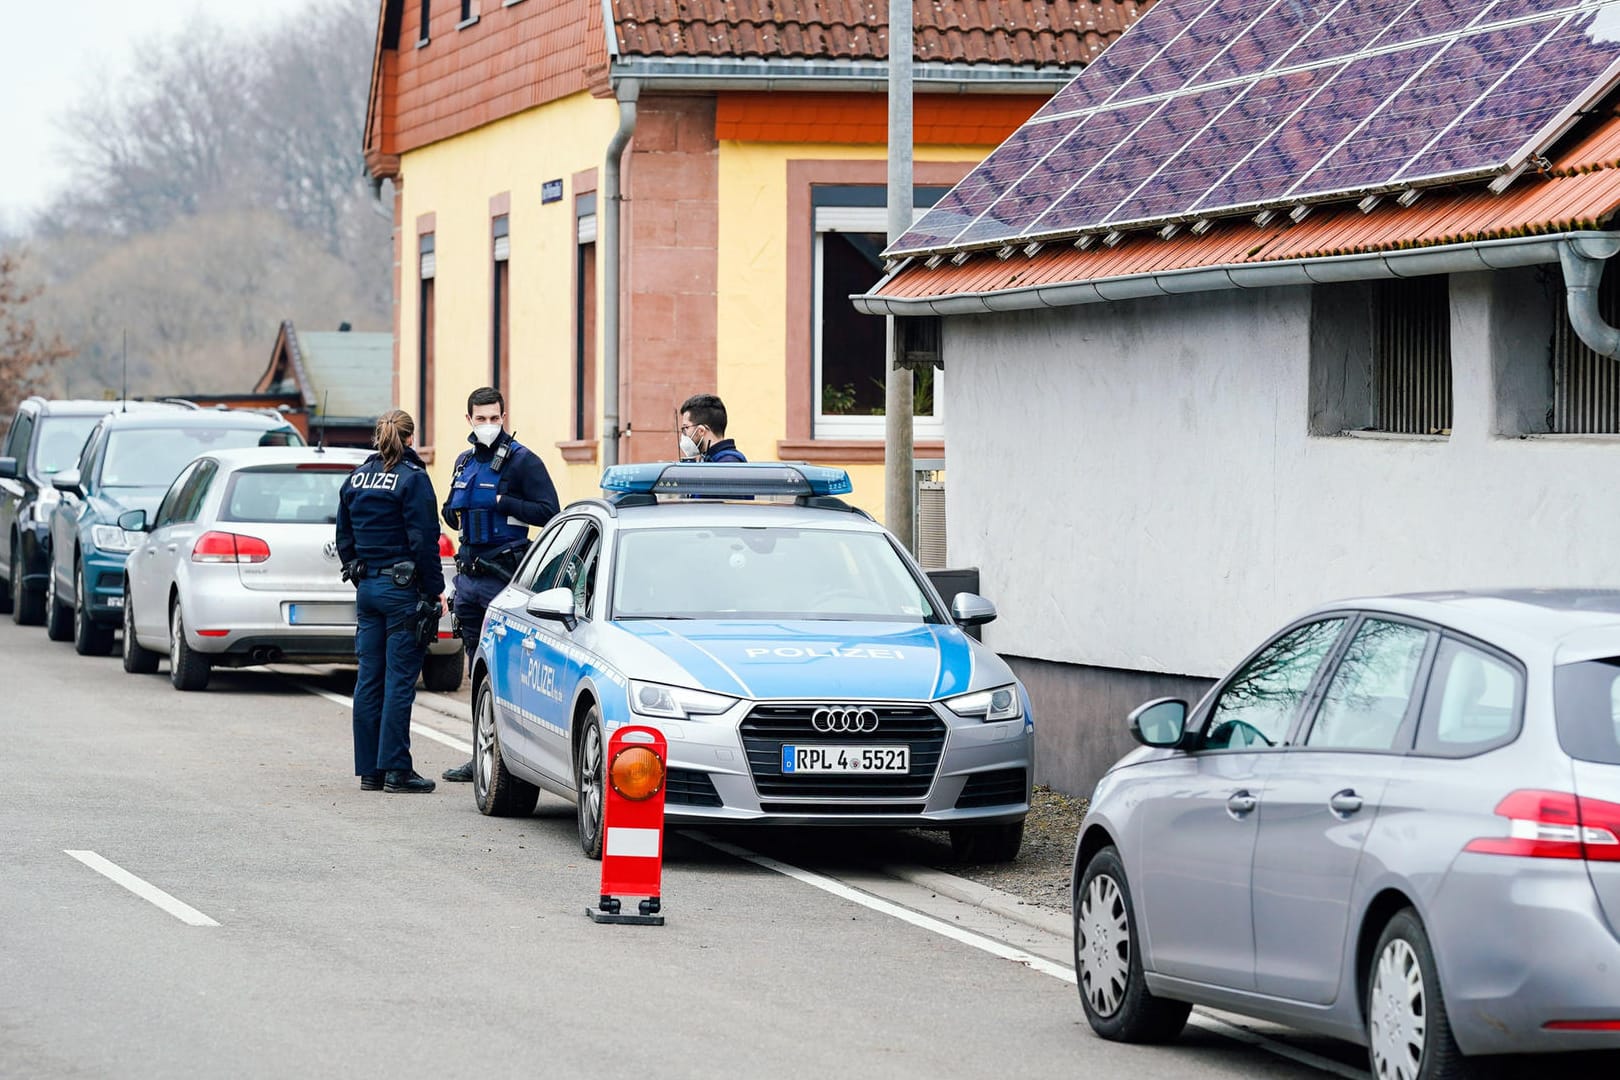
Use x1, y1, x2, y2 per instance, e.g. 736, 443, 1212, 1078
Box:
398, 92, 619, 507
715, 141, 982, 522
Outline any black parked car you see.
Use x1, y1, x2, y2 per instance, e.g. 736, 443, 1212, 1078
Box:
0, 398, 116, 624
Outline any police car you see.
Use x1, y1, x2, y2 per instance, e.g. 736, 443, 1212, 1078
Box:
470, 462, 1033, 862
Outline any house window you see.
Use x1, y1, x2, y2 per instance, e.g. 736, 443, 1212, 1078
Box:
812, 199, 943, 440
1551, 262, 1620, 433
1373, 277, 1452, 436
418, 0, 431, 43
458, 0, 478, 25
418, 234, 436, 445
1308, 277, 1451, 437
492, 215, 509, 401
574, 197, 598, 443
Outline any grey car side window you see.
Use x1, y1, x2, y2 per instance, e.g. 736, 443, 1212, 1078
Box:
1305, 619, 1431, 751
1202, 618, 1347, 751
567, 527, 602, 619
1415, 639, 1524, 757
152, 463, 199, 530
517, 518, 586, 593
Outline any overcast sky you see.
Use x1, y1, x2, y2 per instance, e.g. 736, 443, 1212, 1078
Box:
0, 1, 314, 230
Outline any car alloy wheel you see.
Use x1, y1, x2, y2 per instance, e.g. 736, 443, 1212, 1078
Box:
45, 561, 73, 641
576, 709, 605, 859
474, 686, 496, 800
122, 588, 159, 674
170, 605, 182, 673
472, 678, 539, 818
73, 562, 113, 656
1077, 872, 1130, 1018
1370, 937, 1425, 1080
2, 548, 16, 617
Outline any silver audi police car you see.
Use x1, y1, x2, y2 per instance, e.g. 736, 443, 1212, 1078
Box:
469, 462, 1033, 863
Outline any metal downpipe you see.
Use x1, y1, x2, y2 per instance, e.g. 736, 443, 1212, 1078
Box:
601, 79, 640, 467
1558, 237, 1620, 359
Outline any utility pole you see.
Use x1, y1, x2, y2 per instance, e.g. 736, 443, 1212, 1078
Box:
884, 0, 915, 553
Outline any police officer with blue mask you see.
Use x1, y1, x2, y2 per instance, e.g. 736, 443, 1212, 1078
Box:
335, 409, 445, 794
439, 386, 559, 783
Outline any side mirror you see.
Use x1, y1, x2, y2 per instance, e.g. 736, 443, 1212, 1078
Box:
525, 586, 576, 628
51, 469, 84, 498
1128, 698, 1189, 748
950, 592, 997, 628
0, 457, 17, 480
117, 509, 149, 533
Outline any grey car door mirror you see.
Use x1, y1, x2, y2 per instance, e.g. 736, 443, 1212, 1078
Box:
525, 586, 576, 628
950, 592, 997, 627
1129, 697, 1189, 748
51, 469, 83, 497
117, 509, 149, 533
0, 456, 17, 480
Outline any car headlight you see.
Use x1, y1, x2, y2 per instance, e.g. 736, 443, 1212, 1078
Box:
944, 684, 1023, 723
89, 524, 140, 554
629, 680, 738, 721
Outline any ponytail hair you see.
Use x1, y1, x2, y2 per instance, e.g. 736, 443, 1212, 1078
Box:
374, 409, 415, 471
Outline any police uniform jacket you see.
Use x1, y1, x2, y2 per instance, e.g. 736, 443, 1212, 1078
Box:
440, 431, 559, 558
335, 448, 446, 598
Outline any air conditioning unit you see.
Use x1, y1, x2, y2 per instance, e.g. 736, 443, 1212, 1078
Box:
913, 460, 946, 569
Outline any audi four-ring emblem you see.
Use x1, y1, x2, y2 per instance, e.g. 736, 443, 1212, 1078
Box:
811, 707, 880, 733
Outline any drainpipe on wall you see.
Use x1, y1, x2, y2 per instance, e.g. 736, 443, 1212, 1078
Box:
601, 79, 640, 467
1558, 236, 1620, 358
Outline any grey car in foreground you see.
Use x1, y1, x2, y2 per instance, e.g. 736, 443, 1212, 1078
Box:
1072, 590, 1620, 1079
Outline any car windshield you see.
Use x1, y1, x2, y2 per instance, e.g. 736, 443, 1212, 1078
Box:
220, 465, 352, 524
32, 416, 100, 478
612, 525, 938, 622
101, 427, 297, 489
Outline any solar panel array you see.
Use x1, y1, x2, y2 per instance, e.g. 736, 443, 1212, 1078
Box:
891, 0, 1620, 256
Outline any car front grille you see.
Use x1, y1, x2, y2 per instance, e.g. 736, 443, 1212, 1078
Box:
665, 768, 723, 808
954, 768, 1027, 809
740, 703, 946, 800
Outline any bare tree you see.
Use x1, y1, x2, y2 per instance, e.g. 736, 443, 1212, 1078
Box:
0, 251, 74, 437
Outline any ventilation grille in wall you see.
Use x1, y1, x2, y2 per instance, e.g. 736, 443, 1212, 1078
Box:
1553, 264, 1620, 434
915, 468, 947, 571
1373, 276, 1452, 436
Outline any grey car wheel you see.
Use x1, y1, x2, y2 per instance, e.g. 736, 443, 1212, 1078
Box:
0, 546, 14, 616
45, 562, 73, 641
11, 545, 45, 625
1368, 909, 1471, 1080
73, 563, 114, 656
1074, 845, 1190, 1043
472, 677, 538, 817
575, 705, 605, 860
168, 601, 211, 691
122, 588, 160, 674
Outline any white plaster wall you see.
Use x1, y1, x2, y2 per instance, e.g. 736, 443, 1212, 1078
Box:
946, 271, 1620, 678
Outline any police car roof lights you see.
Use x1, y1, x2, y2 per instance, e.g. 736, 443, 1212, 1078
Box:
600, 461, 853, 499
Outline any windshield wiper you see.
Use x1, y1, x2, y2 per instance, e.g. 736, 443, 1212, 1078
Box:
614, 614, 694, 620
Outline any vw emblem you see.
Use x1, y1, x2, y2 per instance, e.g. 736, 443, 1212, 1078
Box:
321, 539, 339, 562
811, 706, 879, 733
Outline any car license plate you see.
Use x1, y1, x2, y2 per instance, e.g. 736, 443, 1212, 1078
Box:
286, 602, 356, 626
780, 745, 909, 774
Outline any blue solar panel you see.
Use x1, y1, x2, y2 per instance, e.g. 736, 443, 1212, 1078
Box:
890, 0, 1620, 257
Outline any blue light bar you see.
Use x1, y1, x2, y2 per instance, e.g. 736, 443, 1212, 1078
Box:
600, 462, 853, 498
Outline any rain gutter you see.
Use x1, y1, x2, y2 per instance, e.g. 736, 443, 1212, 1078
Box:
854, 231, 1620, 359
606, 56, 1070, 94
601, 78, 639, 468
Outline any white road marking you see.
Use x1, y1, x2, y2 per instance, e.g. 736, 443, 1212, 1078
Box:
299, 683, 473, 754
699, 833, 1368, 1080
64, 850, 219, 927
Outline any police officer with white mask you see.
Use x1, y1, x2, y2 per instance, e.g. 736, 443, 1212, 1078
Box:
335, 409, 445, 793
440, 387, 559, 783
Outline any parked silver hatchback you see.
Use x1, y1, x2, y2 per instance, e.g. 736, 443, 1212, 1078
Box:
1072, 590, 1620, 1078
119, 447, 462, 692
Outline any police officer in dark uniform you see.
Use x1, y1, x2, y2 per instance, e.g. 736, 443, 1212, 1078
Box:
440, 386, 559, 783
335, 408, 445, 794
679, 393, 747, 462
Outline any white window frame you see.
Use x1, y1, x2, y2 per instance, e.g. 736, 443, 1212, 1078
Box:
813, 205, 944, 440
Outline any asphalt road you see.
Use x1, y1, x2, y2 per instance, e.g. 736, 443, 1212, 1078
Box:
0, 616, 1438, 1079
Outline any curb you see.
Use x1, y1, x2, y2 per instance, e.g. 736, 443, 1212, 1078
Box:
883, 863, 1072, 941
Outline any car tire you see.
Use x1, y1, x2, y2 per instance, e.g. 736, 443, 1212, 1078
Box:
121, 588, 160, 674
1074, 845, 1191, 1044
421, 649, 464, 693
11, 546, 45, 625
168, 600, 212, 691
1367, 909, 1473, 1080
950, 820, 1025, 864
574, 704, 606, 860
45, 563, 73, 641
73, 562, 114, 656
472, 677, 539, 817
0, 547, 13, 616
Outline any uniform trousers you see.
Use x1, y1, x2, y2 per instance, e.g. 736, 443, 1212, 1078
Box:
353, 576, 426, 775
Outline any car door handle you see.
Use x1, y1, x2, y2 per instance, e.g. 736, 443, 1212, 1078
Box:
1329, 789, 1364, 816
165, 544, 177, 553
1226, 790, 1258, 817
522, 637, 536, 651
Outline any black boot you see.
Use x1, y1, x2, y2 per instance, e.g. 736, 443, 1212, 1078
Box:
442, 759, 475, 782
360, 772, 385, 791
384, 769, 436, 793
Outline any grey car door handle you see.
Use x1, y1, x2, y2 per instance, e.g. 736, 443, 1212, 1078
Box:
1329, 789, 1364, 816
166, 544, 177, 553
1226, 790, 1258, 816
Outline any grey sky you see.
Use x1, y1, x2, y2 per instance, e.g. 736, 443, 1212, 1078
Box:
0, 1, 313, 229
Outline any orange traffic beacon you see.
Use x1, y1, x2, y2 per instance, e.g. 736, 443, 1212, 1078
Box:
587, 725, 668, 926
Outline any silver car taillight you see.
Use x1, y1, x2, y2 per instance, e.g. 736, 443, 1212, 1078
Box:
1465, 789, 1620, 862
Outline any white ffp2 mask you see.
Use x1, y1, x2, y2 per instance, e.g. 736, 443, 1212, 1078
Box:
472, 423, 502, 447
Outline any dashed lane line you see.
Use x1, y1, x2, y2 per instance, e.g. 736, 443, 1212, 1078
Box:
64, 850, 220, 927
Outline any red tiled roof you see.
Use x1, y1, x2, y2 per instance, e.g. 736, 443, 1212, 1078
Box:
610, 0, 1152, 67
873, 107, 1620, 304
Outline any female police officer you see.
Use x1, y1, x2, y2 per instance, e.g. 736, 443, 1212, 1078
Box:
335, 409, 445, 793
